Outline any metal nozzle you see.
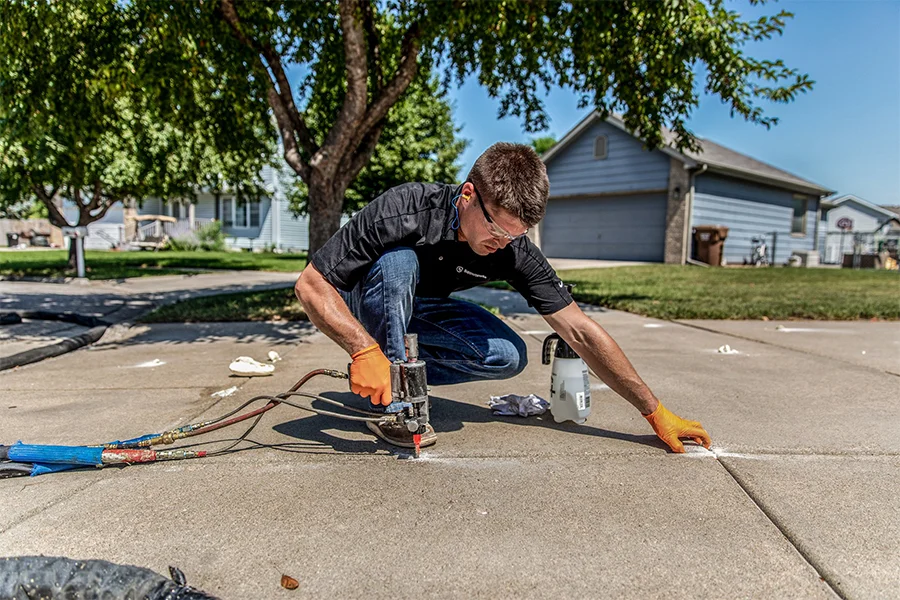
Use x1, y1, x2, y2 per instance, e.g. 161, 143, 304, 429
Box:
404, 334, 419, 362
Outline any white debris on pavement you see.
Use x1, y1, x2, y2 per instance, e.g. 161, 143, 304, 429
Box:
774, 325, 849, 334
717, 344, 740, 355
267, 350, 283, 362
643, 324, 665, 328
488, 393, 550, 417
211, 386, 239, 398
229, 356, 275, 377
133, 359, 166, 368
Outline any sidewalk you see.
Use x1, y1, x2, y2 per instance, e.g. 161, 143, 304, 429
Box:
0, 271, 298, 360
1, 286, 898, 598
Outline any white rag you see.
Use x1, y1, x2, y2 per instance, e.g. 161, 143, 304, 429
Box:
229, 356, 275, 377
488, 394, 550, 417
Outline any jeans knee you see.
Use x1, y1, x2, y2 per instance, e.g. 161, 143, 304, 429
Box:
373, 247, 419, 296
485, 336, 528, 379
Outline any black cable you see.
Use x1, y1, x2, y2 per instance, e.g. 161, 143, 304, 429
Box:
0, 311, 109, 372
155, 392, 387, 457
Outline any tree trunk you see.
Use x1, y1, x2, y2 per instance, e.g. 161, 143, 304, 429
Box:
307, 176, 346, 255
67, 242, 77, 271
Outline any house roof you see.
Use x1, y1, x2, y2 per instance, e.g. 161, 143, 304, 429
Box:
821, 194, 899, 219
541, 111, 835, 196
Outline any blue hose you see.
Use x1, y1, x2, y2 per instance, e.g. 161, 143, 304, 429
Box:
7, 443, 103, 466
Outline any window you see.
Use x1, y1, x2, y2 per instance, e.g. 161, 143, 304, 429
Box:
222, 198, 233, 227
220, 197, 260, 228
593, 135, 608, 160
791, 196, 808, 235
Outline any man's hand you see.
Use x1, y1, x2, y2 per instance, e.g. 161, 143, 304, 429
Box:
643, 403, 711, 453
349, 344, 392, 406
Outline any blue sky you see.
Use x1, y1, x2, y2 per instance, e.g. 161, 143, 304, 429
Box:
448, 1, 900, 206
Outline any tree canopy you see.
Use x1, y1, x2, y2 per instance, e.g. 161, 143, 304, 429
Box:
0, 1, 273, 247
3, 0, 814, 256
287, 72, 468, 217
530, 136, 558, 156
188, 0, 812, 251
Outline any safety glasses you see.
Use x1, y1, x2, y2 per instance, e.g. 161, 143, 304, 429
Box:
469, 184, 528, 242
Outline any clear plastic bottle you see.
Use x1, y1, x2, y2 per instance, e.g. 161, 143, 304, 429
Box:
541, 333, 591, 424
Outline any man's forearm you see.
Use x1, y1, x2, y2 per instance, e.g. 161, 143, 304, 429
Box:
545, 304, 659, 414
575, 327, 659, 415
295, 265, 374, 356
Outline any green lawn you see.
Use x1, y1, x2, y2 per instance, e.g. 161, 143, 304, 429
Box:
547, 265, 900, 320
139, 288, 500, 323
0, 250, 307, 280
140, 288, 307, 323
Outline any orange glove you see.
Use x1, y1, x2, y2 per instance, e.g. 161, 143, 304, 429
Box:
644, 402, 711, 453
349, 343, 392, 406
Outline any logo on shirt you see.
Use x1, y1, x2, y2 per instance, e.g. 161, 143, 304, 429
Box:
456, 265, 487, 279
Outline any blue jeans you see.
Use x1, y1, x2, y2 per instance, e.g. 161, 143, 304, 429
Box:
339, 247, 528, 391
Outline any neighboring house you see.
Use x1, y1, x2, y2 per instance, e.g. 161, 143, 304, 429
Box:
537, 112, 835, 265
818, 194, 900, 264
63, 164, 347, 251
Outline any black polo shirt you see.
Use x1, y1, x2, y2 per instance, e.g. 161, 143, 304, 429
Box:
310, 182, 573, 315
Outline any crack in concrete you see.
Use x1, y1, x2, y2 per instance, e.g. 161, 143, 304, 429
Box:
715, 456, 847, 600
0, 478, 103, 538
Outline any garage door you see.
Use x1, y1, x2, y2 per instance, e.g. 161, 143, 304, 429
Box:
540, 194, 667, 261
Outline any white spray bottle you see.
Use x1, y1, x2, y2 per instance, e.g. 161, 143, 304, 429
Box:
541, 331, 591, 424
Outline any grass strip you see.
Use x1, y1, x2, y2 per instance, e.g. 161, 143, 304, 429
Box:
0, 250, 306, 280
488, 265, 899, 320
140, 288, 307, 323
556, 265, 900, 320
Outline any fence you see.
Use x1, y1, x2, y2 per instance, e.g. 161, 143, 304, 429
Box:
135, 218, 214, 243
822, 231, 900, 267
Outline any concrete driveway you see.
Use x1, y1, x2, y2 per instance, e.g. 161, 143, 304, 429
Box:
547, 257, 652, 270
1, 283, 897, 599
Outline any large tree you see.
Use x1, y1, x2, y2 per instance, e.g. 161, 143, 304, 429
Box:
0, 1, 272, 267
188, 0, 811, 253
287, 71, 468, 217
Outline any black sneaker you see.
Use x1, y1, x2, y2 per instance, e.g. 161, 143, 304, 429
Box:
366, 420, 437, 449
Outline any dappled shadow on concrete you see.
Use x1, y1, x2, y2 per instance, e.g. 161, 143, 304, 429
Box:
1, 279, 296, 321
88, 321, 318, 349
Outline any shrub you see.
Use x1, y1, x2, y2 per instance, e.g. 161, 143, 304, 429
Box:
165, 235, 199, 251
196, 221, 226, 252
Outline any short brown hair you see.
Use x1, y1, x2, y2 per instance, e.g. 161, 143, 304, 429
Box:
467, 142, 549, 227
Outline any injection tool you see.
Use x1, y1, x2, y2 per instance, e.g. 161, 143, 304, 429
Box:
0, 334, 432, 478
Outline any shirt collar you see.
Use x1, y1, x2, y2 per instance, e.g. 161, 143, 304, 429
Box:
442, 183, 465, 242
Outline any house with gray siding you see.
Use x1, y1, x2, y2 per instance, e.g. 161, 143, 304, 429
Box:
537, 112, 835, 265
818, 194, 900, 264
63, 163, 346, 251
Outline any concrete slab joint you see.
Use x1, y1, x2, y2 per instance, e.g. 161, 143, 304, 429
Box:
664, 157, 691, 264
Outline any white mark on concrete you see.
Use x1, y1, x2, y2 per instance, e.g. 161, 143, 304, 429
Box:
683, 446, 716, 458
683, 446, 774, 460
211, 386, 239, 398
643, 324, 665, 328
861, 351, 867, 355
521, 330, 553, 335
774, 325, 850, 333
716, 344, 740, 355
712, 450, 775, 460
133, 359, 166, 368
267, 350, 282, 362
